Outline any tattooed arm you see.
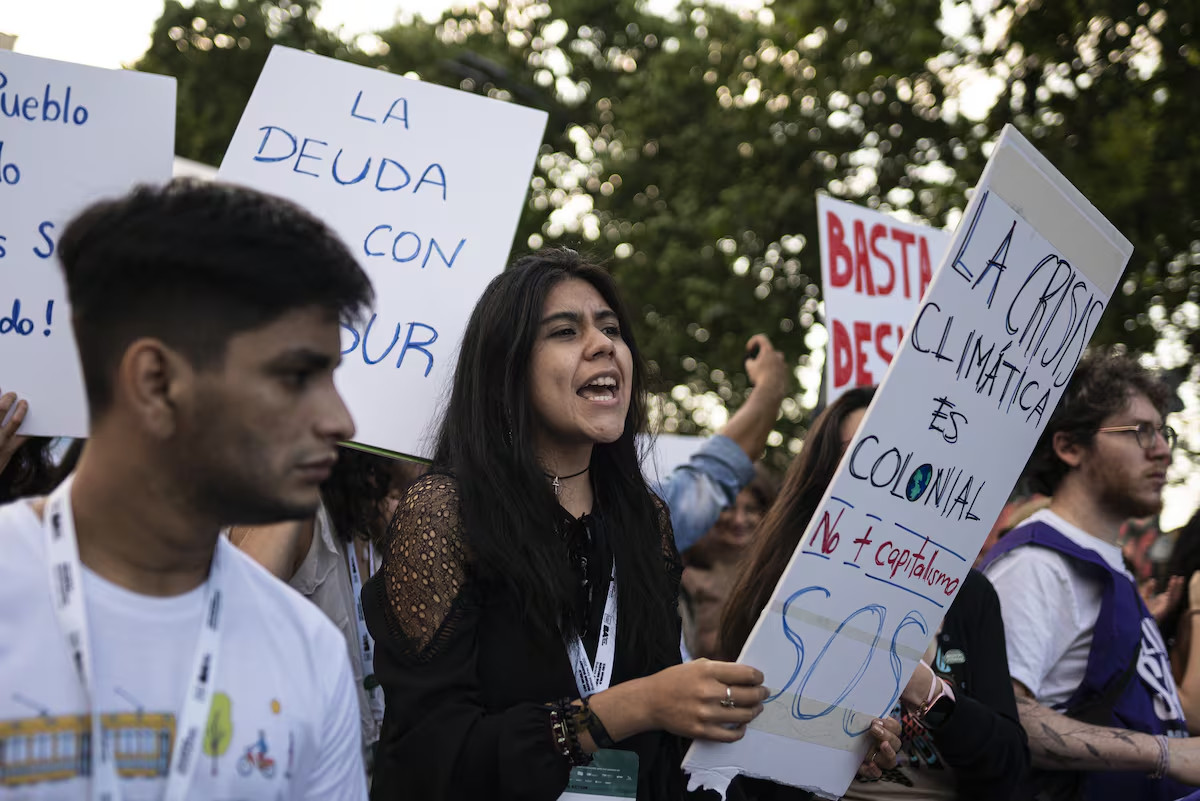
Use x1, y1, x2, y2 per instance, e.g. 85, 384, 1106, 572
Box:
1013, 681, 1200, 783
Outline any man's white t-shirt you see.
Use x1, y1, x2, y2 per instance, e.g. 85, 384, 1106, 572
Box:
0, 498, 367, 800
983, 508, 1133, 707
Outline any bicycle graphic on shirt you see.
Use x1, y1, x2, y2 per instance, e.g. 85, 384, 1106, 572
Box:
236, 730, 276, 778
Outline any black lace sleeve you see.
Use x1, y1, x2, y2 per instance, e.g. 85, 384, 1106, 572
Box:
361, 474, 572, 801
371, 473, 470, 663
653, 493, 683, 605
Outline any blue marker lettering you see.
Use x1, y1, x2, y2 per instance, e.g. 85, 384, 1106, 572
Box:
383, 98, 409, 128
414, 164, 447, 200
332, 149, 371, 185
293, 138, 327, 178
253, 125, 298, 162
391, 232, 420, 263
360, 314, 401, 366
398, 323, 438, 376
33, 221, 55, 259
340, 321, 360, 356
349, 90, 377, 123
363, 225, 390, 257
422, 237, 465, 269
375, 159, 410, 192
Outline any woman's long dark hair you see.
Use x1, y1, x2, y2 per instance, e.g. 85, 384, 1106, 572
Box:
323, 447, 422, 544
0, 437, 69, 503
432, 248, 678, 670
719, 387, 876, 659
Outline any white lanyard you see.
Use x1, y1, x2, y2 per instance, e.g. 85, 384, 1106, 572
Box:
565, 568, 618, 697
345, 537, 385, 725
44, 475, 225, 801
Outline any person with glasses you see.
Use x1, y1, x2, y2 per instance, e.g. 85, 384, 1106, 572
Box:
980, 350, 1200, 801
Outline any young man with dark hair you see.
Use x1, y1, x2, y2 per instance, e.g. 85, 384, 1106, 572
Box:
981, 350, 1200, 799
0, 180, 373, 799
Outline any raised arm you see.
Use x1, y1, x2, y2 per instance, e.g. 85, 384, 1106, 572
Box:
657, 335, 789, 551
720, 334, 790, 462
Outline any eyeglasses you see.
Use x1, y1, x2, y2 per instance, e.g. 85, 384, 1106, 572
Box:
1095, 422, 1177, 451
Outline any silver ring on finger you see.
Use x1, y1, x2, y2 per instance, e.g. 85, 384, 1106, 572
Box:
720, 685, 737, 708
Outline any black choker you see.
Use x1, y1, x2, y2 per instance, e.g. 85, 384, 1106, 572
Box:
544, 466, 589, 496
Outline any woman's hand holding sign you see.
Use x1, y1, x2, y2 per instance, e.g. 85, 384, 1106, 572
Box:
586, 658, 768, 747
0, 389, 29, 475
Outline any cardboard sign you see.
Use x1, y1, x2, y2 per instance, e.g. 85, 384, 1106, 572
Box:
0, 52, 175, 436
684, 125, 1132, 797
817, 196, 949, 403
219, 46, 547, 457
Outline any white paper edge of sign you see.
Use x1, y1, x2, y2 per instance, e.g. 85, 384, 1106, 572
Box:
1, 51, 177, 439
986, 124, 1132, 295
216, 45, 548, 459
681, 123, 1134, 798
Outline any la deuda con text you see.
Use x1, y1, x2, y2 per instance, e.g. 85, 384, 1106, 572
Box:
249, 88, 481, 378
249, 89, 468, 274
824, 210, 936, 389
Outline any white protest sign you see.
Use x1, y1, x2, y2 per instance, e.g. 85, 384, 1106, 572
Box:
219, 46, 547, 456
817, 196, 949, 403
639, 433, 706, 488
684, 125, 1132, 797
0, 52, 175, 436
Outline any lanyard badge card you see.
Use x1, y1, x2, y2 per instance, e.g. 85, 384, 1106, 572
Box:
45, 475, 225, 801
559, 569, 637, 800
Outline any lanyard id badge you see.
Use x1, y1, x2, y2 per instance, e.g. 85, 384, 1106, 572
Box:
561, 749, 638, 800
44, 475, 226, 801
344, 531, 384, 725
559, 570, 630, 801
565, 568, 618, 698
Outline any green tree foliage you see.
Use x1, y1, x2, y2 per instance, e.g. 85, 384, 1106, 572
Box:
133, 0, 1199, 459
972, 0, 1200, 393
134, 0, 351, 166
203, 691, 233, 775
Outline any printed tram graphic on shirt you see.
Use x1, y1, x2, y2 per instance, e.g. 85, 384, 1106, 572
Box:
0, 707, 175, 787
1, 690, 295, 788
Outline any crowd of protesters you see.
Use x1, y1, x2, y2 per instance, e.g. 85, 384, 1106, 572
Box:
1, 178, 1199, 801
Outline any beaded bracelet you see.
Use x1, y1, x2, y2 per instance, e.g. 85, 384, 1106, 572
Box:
575, 695, 617, 749
548, 699, 590, 767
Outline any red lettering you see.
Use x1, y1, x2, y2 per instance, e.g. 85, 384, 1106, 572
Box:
853, 321, 874, 386
808, 507, 843, 554
852, 526, 875, 562
870, 224, 895, 295
919, 237, 933, 298
874, 323, 896, 364
875, 540, 892, 567
891, 229, 915, 299
853, 221, 876, 296
832, 319, 853, 388
827, 212, 852, 288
